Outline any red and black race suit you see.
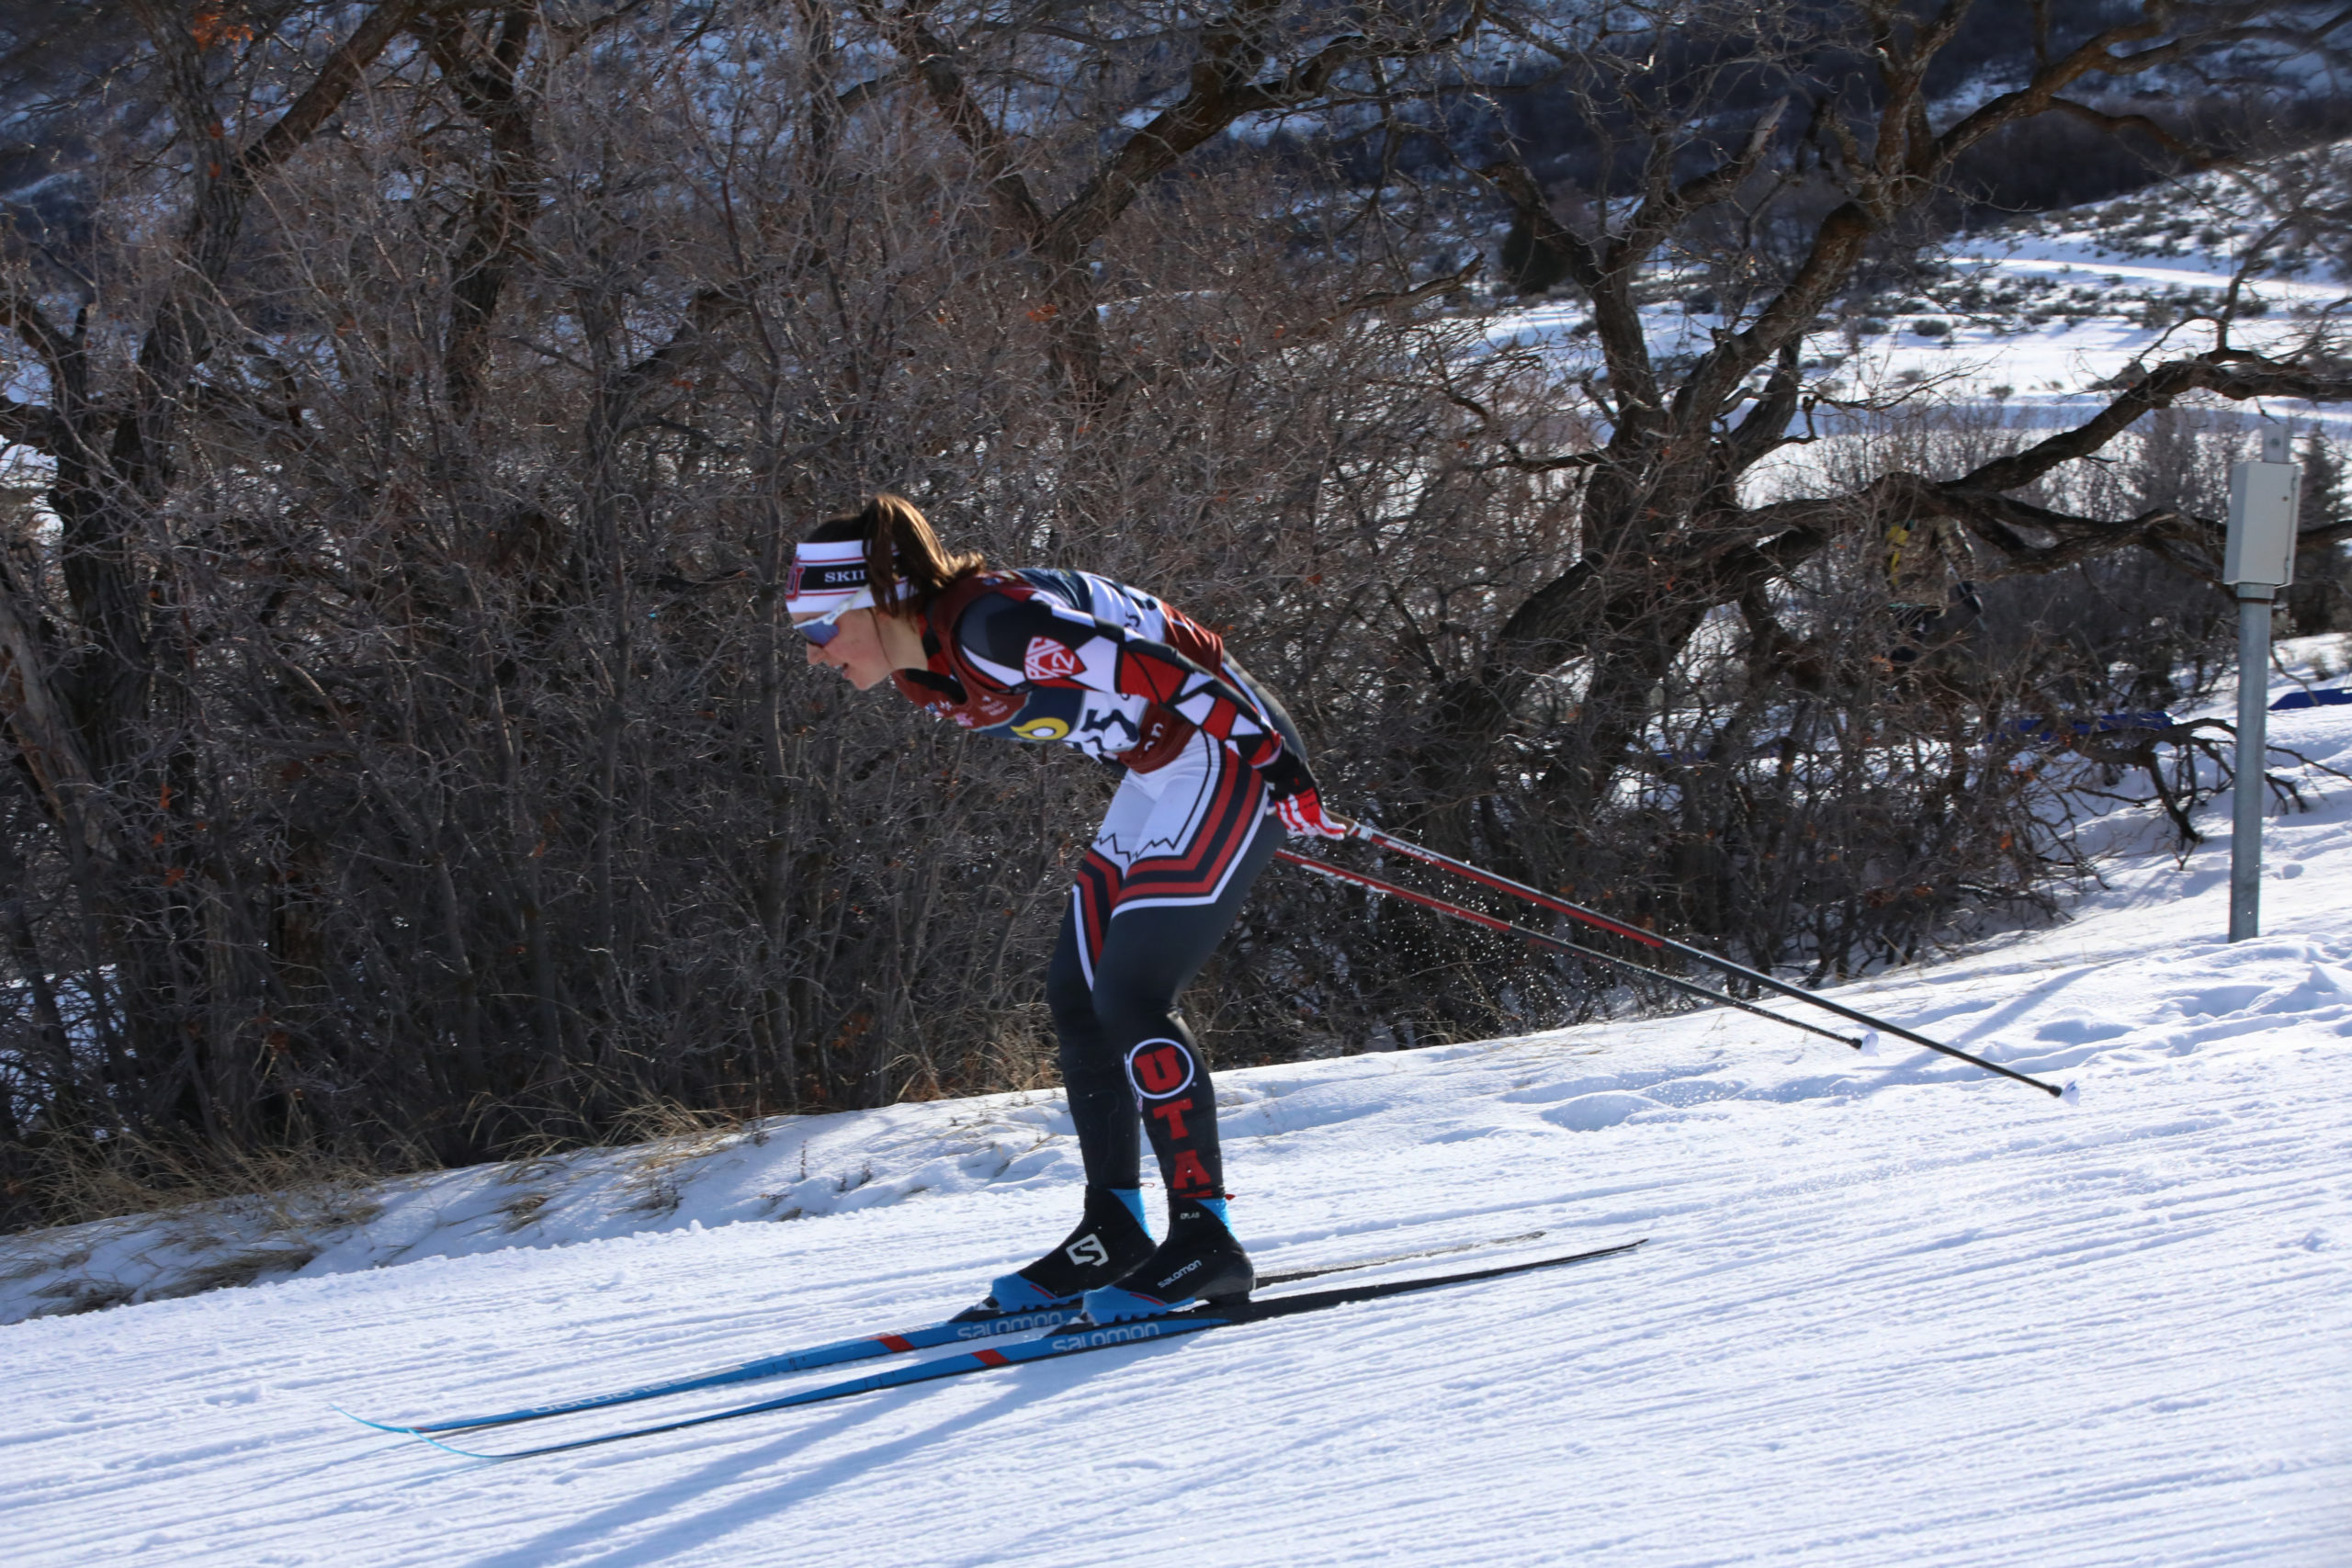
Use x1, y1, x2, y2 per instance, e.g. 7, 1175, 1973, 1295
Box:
891, 567, 1305, 1204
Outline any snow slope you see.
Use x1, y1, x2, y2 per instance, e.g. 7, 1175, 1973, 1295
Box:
2, 671, 2350, 1565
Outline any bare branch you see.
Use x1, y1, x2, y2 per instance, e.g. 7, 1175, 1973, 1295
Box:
0, 395, 68, 455
1477, 154, 1599, 290
1614, 96, 1788, 266
1288, 256, 1482, 343
2044, 96, 2212, 163
238, 0, 434, 183
1960, 349, 2352, 495
0, 287, 74, 382
859, 5, 1050, 247
118, 0, 429, 492
1045, 6, 1488, 260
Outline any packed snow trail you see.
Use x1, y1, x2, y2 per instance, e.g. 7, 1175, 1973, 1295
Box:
2, 688, 2349, 1563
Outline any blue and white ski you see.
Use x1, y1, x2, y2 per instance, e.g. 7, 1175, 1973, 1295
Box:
338, 1226, 1549, 1438
337, 1305, 1080, 1437
406, 1238, 1645, 1461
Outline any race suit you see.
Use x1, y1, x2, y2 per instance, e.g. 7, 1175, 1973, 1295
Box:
892, 568, 1306, 1202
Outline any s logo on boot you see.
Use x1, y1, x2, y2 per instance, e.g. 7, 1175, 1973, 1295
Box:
1066, 1234, 1109, 1269
1125, 1039, 1195, 1100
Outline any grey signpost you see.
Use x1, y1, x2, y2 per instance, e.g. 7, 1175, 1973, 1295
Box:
2222, 428, 2301, 942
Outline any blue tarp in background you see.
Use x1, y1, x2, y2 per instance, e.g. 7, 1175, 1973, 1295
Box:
2272, 687, 2352, 711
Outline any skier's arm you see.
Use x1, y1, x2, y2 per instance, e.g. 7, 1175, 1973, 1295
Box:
954, 586, 1345, 838
953, 592, 1283, 770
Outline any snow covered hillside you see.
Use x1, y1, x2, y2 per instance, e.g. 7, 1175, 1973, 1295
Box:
1487, 147, 2352, 445
2, 654, 2348, 1564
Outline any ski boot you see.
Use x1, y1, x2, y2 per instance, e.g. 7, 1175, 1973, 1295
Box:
1080, 1197, 1253, 1323
953, 1186, 1155, 1320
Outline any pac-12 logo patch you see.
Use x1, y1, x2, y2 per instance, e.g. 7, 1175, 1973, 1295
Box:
1023, 636, 1080, 682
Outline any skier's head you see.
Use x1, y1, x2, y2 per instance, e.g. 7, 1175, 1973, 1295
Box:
791, 494, 981, 688
793, 494, 982, 626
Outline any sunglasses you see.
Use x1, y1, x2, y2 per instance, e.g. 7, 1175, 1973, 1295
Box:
795, 590, 874, 647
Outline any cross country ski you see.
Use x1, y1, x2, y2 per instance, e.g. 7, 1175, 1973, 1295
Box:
395, 1239, 1645, 1462
338, 1227, 1555, 1438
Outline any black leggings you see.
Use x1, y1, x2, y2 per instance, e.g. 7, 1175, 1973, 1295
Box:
1045, 663, 1298, 1203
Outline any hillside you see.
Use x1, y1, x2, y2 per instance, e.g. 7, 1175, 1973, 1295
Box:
1, 623, 2346, 1563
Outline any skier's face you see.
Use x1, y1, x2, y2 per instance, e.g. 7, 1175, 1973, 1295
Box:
798, 606, 898, 690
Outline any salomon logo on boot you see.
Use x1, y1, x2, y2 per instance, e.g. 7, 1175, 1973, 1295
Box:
952, 1187, 1155, 1321
1080, 1198, 1253, 1323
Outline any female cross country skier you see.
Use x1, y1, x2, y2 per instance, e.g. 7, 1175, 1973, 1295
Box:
790, 494, 1344, 1324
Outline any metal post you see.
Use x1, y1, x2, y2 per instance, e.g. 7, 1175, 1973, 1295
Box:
2222, 425, 2300, 943
2231, 586, 2273, 942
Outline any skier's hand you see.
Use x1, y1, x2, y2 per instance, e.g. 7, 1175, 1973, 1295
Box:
1275, 786, 1347, 840
1260, 750, 1349, 840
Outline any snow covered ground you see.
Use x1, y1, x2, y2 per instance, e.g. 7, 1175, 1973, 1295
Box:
3, 652, 2349, 1562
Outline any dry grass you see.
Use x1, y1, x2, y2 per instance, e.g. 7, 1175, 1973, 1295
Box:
29, 1277, 138, 1315
7, 1230, 326, 1319
151, 1245, 323, 1301
0, 1095, 773, 1320
7, 1127, 425, 1237
609, 1100, 755, 1216
0, 1240, 90, 1283
497, 1190, 553, 1231
0, 1130, 410, 1321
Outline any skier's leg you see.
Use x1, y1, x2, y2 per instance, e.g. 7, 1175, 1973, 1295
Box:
1096, 660, 1299, 1210
1089, 818, 1283, 1206
1078, 835, 1283, 1321
1079, 714, 1295, 1320
960, 791, 1161, 1314
1044, 903, 1142, 1190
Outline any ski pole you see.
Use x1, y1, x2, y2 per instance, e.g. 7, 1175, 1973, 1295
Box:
1334, 820, 2069, 1101
1276, 850, 1866, 1052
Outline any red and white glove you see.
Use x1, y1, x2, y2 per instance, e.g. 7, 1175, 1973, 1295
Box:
1276, 786, 1347, 840
1261, 751, 1349, 840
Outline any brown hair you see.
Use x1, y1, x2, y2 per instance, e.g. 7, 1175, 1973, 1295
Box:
806, 494, 985, 619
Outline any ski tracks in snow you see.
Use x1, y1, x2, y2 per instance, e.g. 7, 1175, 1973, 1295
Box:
3, 710, 2351, 1563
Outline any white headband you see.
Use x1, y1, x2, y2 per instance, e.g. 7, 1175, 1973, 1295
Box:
786, 538, 874, 615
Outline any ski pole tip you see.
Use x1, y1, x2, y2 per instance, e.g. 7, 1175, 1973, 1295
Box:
1856, 1028, 1882, 1056
2061, 1079, 2082, 1107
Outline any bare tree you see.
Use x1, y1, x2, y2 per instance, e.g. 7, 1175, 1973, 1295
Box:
4, 0, 2351, 1225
